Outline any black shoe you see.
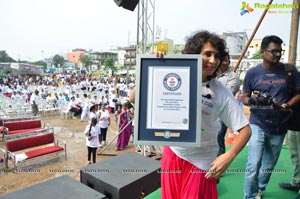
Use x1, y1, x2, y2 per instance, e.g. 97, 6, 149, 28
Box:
279, 182, 300, 191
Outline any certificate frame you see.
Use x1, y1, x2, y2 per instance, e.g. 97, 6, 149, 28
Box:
134, 54, 202, 147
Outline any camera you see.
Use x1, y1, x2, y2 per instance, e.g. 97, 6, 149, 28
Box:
258, 93, 273, 106
249, 92, 274, 106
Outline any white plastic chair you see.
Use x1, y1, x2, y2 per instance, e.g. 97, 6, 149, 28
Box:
60, 106, 73, 119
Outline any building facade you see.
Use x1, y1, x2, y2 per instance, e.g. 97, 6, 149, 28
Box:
89, 51, 118, 67
123, 47, 136, 67
67, 50, 86, 63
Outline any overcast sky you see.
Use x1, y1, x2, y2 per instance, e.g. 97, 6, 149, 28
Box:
0, 0, 294, 62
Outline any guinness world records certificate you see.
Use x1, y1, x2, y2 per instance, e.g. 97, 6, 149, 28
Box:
147, 67, 190, 130
134, 55, 202, 147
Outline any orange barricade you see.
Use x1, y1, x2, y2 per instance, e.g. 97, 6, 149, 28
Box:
226, 129, 239, 145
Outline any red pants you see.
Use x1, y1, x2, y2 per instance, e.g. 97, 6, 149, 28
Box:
161, 147, 217, 199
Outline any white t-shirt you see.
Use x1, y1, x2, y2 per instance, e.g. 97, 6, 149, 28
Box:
67, 100, 77, 111
75, 97, 82, 107
30, 93, 39, 105
84, 124, 100, 148
170, 79, 249, 171
98, 110, 110, 128
82, 97, 90, 109
109, 94, 117, 108
11, 93, 21, 102
89, 112, 99, 124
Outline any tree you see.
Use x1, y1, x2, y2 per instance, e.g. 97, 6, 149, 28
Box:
0, 50, 15, 62
251, 51, 262, 59
4, 69, 11, 75
33, 60, 47, 71
104, 58, 117, 72
79, 55, 93, 70
52, 54, 65, 67
119, 65, 128, 70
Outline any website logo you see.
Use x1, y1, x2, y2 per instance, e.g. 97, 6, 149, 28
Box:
240, 1, 254, 15
240, 1, 300, 15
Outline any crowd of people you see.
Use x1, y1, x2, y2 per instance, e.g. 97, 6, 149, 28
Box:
0, 72, 136, 163
0, 72, 135, 118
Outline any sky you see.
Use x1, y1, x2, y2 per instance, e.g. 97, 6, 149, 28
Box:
0, 0, 295, 62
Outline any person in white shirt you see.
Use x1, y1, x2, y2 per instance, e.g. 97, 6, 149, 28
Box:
20, 91, 28, 102
16, 83, 22, 93
57, 93, 66, 107
68, 96, 82, 118
22, 86, 30, 103
70, 83, 76, 94
102, 95, 109, 106
125, 84, 133, 98
216, 52, 241, 156
114, 93, 121, 113
103, 83, 109, 95
46, 93, 57, 107
80, 80, 87, 91
93, 95, 101, 109
119, 82, 125, 97
96, 82, 103, 92
5, 85, 13, 97
86, 80, 92, 92
84, 117, 100, 164
75, 82, 81, 92
89, 105, 99, 123
81, 94, 90, 122
98, 103, 111, 146
11, 91, 21, 102
30, 90, 40, 116
109, 89, 117, 113
75, 93, 82, 108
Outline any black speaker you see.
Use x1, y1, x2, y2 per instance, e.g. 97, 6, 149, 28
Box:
80, 152, 161, 199
1, 176, 106, 199
114, 0, 139, 11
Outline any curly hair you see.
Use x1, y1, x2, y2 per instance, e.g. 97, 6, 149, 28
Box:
182, 30, 228, 78
182, 30, 227, 60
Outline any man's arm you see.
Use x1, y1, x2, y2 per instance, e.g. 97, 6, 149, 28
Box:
242, 91, 252, 106
283, 92, 300, 109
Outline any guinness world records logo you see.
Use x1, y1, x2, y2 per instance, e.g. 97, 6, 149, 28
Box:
163, 131, 171, 139
163, 73, 182, 91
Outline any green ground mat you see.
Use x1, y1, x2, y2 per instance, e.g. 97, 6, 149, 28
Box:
145, 145, 298, 199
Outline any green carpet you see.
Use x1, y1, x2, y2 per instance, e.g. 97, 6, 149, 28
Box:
145, 145, 298, 199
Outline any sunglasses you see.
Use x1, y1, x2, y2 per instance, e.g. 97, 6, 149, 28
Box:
202, 51, 221, 60
265, 49, 285, 55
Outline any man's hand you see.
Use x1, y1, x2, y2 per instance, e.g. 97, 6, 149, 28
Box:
248, 97, 258, 106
